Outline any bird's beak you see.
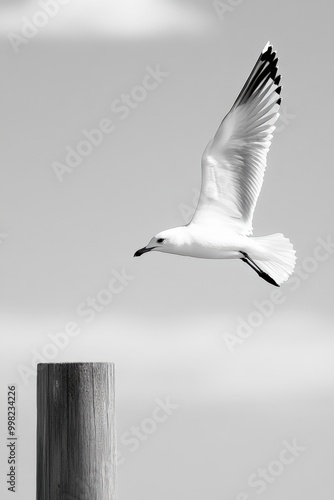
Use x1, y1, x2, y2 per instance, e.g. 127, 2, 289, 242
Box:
133, 246, 156, 257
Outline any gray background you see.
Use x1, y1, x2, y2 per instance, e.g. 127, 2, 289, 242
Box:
0, 0, 333, 499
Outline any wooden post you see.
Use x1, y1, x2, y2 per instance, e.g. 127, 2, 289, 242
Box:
36, 362, 115, 500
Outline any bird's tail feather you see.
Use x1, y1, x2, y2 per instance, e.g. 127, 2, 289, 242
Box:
250, 233, 296, 286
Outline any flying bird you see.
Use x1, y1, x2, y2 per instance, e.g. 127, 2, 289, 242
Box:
134, 43, 296, 286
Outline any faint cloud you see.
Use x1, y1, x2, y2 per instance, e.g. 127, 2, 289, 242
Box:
1, 0, 211, 40
99, 0, 210, 37
17, 267, 135, 385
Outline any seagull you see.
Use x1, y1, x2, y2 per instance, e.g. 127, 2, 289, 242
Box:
134, 43, 296, 286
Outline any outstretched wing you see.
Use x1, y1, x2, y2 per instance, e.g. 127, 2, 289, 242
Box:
191, 43, 282, 235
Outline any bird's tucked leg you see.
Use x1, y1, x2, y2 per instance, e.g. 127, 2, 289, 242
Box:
240, 251, 279, 287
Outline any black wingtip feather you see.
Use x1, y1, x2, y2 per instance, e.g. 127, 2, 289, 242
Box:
232, 43, 282, 111
269, 51, 277, 63
261, 43, 273, 59
276, 97, 282, 105
240, 57, 279, 105
276, 86, 282, 95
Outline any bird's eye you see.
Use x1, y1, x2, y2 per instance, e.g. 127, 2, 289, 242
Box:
157, 238, 165, 244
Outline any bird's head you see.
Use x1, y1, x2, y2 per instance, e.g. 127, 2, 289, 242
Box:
134, 227, 188, 257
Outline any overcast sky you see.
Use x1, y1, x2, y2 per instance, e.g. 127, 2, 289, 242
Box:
0, 2, 334, 500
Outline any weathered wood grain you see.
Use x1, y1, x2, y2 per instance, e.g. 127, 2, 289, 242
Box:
36, 362, 115, 500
